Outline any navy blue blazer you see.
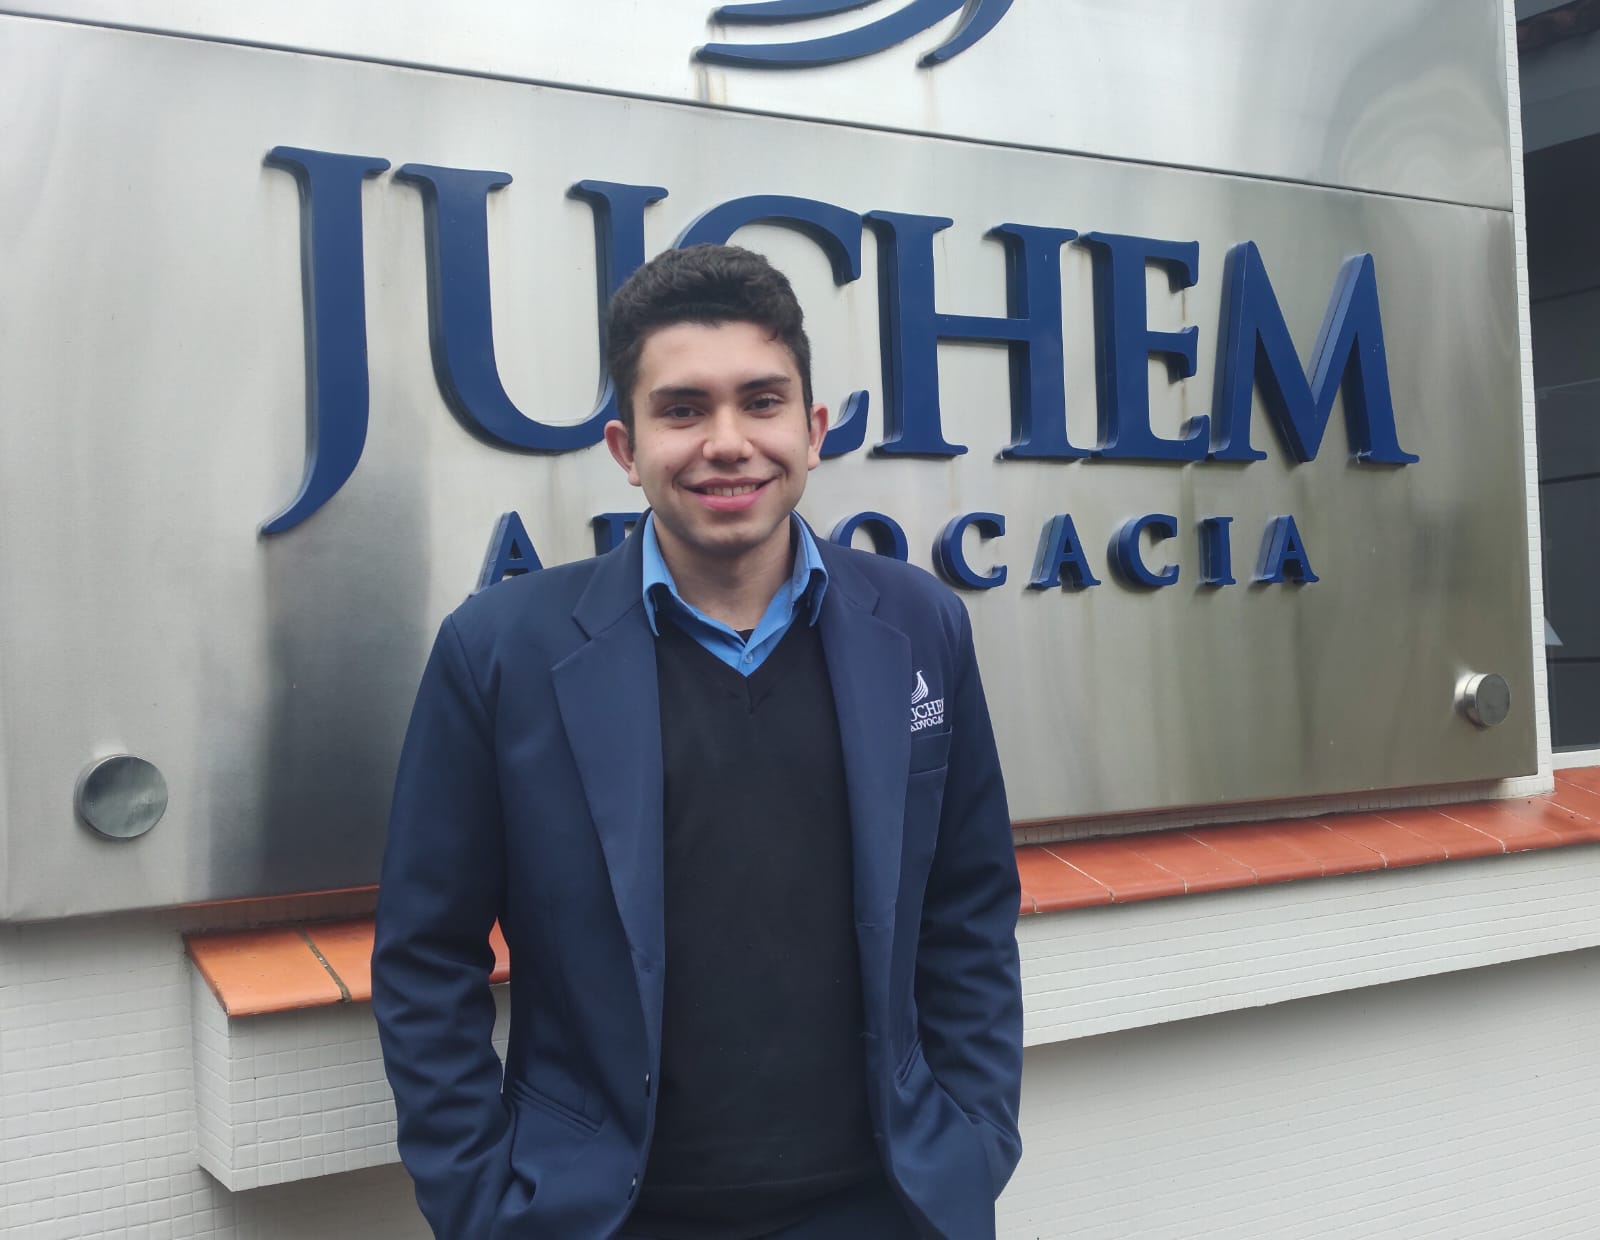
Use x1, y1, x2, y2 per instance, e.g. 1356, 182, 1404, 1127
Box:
373, 527, 1023, 1239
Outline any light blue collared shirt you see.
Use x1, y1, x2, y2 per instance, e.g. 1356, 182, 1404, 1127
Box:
641, 513, 829, 676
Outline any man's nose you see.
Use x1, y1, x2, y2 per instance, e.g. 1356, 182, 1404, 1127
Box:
701, 408, 751, 459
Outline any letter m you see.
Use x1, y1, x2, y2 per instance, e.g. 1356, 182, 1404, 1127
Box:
1210, 242, 1417, 464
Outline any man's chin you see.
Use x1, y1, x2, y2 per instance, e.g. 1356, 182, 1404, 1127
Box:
678, 525, 785, 562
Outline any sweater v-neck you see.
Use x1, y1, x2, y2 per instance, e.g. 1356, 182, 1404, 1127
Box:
656, 614, 816, 712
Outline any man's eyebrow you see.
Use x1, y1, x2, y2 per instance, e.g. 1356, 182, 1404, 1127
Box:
647, 375, 793, 401
647, 384, 710, 402
739, 374, 793, 391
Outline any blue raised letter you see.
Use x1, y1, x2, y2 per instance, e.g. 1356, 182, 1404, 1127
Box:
865, 212, 1083, 459
1256, 515, 1319, 583
260, 147, 390, 534
933, 512, 1007, 589
1079, 232, 1206, 461
830, 511, 909, 560
1110, 513, 1179, 587
591, 511, 642, 556
678, 195, 871, 458
399, 166, 665, 452
570, 180, 670, 422
477, 511, 544, 591
1198, 516, 1236, 586
1211, 244, 1417, 465
1029, 515, 1100, 589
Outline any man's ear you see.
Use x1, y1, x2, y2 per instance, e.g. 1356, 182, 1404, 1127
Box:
604, 419, 641, 486
806, 404, 829, 470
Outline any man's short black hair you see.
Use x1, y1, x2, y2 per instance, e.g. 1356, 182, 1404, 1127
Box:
604, 244, 814, 431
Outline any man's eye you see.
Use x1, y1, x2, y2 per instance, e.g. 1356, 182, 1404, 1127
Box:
662, 406, 700, 420
748, 395, 782, 413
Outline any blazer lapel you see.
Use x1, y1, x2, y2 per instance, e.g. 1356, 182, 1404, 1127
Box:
551, 530, 666, 1057
817, 546, 912, 1032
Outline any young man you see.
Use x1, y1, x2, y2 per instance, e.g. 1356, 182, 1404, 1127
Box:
373, 245, 1023, 1239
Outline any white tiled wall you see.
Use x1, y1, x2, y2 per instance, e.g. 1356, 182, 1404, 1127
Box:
0, 904, 431, 1240
1002, 948, 1600, 1240
192, 970, 509, 1192
10, 855, 1600, 1237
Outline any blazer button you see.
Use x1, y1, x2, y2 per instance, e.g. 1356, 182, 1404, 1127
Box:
644, 1071, 652, 1096
629, 1174, 638, 1199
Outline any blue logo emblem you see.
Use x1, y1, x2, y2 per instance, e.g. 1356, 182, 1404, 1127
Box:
697, 0, 1014, 69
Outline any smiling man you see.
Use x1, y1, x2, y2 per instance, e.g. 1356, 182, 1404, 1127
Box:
373, 245, 1023, 1240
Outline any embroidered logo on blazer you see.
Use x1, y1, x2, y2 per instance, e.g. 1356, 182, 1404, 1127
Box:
910, 669, 945, 732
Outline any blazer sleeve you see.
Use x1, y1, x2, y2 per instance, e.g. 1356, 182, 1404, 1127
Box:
372, 615, 518, 1238
915, 601, 1025, 1198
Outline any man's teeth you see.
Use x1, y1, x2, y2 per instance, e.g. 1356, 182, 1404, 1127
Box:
704, 484, 760, 496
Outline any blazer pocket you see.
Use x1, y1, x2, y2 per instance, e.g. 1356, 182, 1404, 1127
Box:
908, 728, 951, 774
505, 1076, 602, 1136
894, 1038, 926, 1088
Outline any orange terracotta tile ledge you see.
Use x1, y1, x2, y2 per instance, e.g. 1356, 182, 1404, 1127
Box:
187, 920, 509, 1017
186, 768, 1600, 1017
1016, 768, 1600, 914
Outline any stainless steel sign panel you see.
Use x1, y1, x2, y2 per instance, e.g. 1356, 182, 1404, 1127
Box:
0, 20, 1531, 919
4, 0, 1512, 209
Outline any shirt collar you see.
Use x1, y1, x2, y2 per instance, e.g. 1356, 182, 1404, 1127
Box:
640, 512, 829, 637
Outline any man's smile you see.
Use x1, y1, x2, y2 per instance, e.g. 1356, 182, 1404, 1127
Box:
686, 477, 775, 512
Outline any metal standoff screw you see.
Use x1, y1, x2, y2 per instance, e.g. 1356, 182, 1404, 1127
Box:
1457, 673, 1511, 729
74, 755, 169, 840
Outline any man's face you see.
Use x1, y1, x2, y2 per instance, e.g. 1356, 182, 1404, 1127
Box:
604, 320, 827, 578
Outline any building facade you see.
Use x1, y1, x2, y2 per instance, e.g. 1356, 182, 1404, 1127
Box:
3, 2, 1596, 1236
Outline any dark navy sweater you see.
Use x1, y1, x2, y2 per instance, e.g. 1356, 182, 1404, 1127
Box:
626, 618, 880, 1239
